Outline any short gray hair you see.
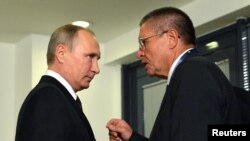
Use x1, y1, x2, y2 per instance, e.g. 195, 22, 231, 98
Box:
47, 24, 95, 65
140, 7, 196, 45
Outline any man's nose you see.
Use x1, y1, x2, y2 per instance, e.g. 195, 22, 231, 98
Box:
92, 60, 100, 74
136, 48, 144, 59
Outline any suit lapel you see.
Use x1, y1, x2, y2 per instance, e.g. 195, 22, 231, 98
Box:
39, 76, 95, 140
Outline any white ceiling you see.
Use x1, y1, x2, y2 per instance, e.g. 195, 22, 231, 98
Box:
0, 0, 194, 44
1, 0, 250, 44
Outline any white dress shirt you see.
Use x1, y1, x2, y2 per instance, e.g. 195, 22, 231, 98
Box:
45, 70, 77, 100
167, 48, 193, 85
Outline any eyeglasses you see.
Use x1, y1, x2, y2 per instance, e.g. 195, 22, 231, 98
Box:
138, 30, 168, 49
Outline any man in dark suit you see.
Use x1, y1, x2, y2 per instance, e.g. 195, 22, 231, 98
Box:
15, 24, 100, 141
106, 7, 242, 141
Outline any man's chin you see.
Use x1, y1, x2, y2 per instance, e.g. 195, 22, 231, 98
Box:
84, 84, 90, 89
80, 83, 90, 90
146, 70, 155, 77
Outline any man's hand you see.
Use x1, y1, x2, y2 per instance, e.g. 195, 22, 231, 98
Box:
106, 118, 133, 141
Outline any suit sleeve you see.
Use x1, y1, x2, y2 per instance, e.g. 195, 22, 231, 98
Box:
17, 87, 71, 141
170, 60, 228, 141
129, 132, 149, 141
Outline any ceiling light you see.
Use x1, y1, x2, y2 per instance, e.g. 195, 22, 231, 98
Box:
206, 41, 219, 49
72, 21, 90, 28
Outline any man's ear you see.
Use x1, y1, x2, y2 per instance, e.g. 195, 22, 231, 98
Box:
167, 29, 179, 49
55, 44, 66, 63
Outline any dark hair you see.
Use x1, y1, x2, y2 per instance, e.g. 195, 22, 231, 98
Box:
140, 7, 196, 45
47, 24, 94, 64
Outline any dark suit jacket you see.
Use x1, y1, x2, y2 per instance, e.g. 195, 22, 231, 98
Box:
129, 53, 242, 141
15, 76, 95, 141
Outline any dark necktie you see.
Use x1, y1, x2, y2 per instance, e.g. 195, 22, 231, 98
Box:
76, 97, 82, 110
76, 97, 95, 141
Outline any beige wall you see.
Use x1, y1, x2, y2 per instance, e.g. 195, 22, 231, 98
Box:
0, 43, 16, 141
1, 0, 250, 141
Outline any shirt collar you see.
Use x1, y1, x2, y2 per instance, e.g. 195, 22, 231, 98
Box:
167, 48, 193, 85
45, 70, 77, 100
